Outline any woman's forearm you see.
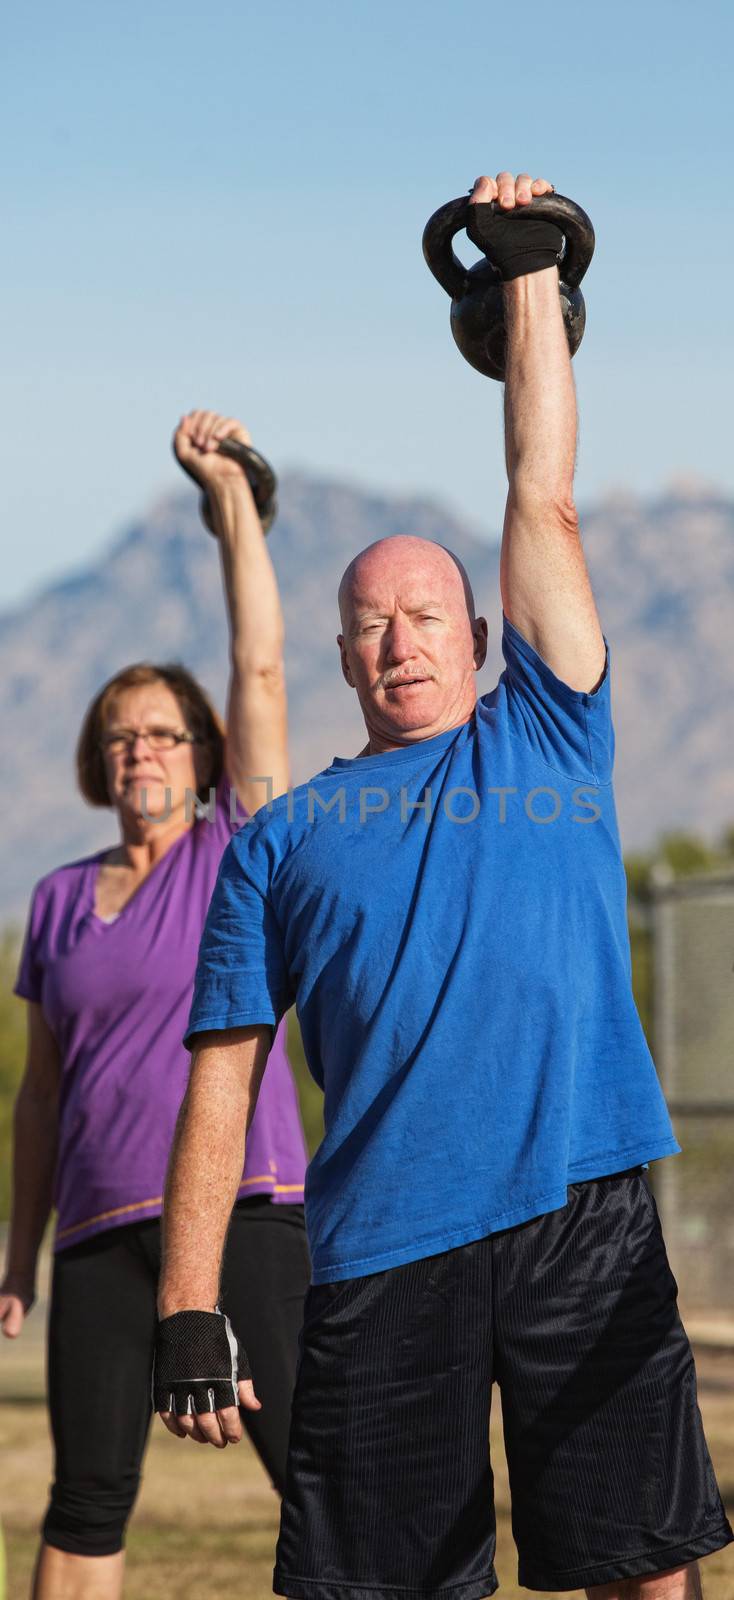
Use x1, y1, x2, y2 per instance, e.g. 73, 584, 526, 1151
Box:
3, 1082, 58, 1290
209, 475, 290, 807
209, 480, 285, 675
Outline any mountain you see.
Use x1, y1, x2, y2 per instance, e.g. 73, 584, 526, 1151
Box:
1, 473, 733, 923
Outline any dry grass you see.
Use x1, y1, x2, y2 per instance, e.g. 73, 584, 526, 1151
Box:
2, 1377, 733, 1598
2, 1299, 733, 1599
1, 1405, 280, 1600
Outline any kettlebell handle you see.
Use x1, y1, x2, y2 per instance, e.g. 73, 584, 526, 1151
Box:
194, 438, 278, 536
422, 192, 595, 297
216, 438, 277, 511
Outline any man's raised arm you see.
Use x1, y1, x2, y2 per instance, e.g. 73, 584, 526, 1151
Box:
155, 1024, 272, 1447
470, 170, 606, 693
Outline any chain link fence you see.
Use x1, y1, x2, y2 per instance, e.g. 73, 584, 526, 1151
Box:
651, 870, 734, 1314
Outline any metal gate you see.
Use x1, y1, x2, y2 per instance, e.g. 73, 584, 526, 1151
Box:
651, 870, 734, 1313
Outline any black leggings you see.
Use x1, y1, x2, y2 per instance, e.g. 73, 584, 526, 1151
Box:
44, 1198, 311, 1556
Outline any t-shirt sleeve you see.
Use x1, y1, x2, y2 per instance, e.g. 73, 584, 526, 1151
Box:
14, 880, 49, 1004
496, 611, 614, 783
184, 825, 289, 1050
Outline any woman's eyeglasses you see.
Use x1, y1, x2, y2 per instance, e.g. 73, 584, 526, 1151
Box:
99, 728, 203, 755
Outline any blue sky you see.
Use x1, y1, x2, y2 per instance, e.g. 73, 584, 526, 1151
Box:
3, 0, 732, 604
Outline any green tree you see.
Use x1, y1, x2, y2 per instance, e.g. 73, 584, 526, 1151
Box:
657, 831, 718, 877
0, 929, 25, 1221
624, 851, 654, 905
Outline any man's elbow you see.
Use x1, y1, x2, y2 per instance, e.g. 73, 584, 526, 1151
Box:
509, 483, 581, 541
552, 494, 581, 540
231, 661, 288, 706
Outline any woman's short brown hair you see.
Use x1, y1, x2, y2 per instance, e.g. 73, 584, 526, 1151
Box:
76, 662, 225, 808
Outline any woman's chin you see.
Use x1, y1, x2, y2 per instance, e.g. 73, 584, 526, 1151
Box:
118, 782, 174, 819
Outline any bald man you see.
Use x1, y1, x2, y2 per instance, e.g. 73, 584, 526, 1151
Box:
155, 172, 731, 1600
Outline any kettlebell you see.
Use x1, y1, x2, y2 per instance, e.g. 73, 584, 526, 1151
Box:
181, 439, 277, 535
422, 193, 594, 381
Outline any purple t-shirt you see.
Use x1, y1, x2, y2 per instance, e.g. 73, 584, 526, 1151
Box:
14, 772, 308, 1251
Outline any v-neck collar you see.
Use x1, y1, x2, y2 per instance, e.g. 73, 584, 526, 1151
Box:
87, 825, 192, 925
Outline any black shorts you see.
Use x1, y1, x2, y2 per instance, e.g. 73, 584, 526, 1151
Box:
274, 1170, 732, 1597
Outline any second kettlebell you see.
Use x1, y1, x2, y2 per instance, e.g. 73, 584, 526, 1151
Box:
422, 193, 595, 381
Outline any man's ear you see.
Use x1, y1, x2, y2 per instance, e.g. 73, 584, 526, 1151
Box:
473, 617, 488, 672
337, 635, 356, 689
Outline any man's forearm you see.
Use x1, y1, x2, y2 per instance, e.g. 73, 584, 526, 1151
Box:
158, 1030, 269, 1317
503, 267, 577, 505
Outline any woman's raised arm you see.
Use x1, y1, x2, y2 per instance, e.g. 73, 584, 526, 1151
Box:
174, 410, 289, 813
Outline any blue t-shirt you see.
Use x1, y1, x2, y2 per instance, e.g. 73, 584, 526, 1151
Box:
186, 615, 679, 1283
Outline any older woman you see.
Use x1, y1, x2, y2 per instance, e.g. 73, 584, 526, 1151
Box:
0, 411, 310, 1600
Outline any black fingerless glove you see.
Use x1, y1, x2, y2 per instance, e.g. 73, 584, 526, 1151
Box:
466, 204, 564, 281
152, 1308, 251, 1417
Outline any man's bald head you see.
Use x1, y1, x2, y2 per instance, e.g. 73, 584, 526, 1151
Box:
338, 536, 476, 630
336, 535, 487, 755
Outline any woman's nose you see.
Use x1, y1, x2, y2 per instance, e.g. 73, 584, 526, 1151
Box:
126, 733, 151, 758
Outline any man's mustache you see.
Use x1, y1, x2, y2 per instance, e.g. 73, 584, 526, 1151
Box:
377, 668, 437, 689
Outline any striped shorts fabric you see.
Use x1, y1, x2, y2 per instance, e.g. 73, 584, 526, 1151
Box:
274, 1169, 732, 1597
